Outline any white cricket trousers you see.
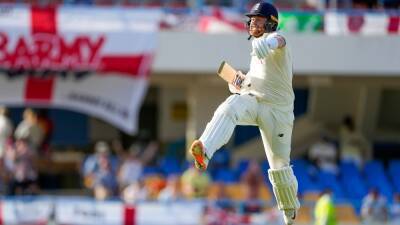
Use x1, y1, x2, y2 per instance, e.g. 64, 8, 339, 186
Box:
199, 93, 294, 169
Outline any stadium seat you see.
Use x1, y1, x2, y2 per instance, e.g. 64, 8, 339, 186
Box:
292, 159, 320, 194
214, 168, 238, 183
296, 205, 312, 223
336, 204, 360, 223
339, 161, 368, 199
363, 160, 393, 200
226, 183, 246, 201
388, 159, 400, 193
159, 157, 182, 176
316, 170, 345, 199
235, 159, 250, 178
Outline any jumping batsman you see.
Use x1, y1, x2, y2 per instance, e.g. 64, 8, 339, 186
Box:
189, 1, 300, 224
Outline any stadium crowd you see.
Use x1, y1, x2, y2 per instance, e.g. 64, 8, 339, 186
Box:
2, 106, 400, 224
1, 0, 399, 10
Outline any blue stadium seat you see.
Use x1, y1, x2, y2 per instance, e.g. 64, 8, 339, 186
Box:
214, 168, 238, 184
142, 166, 164, 176
388, 160, 400, 193
292, 159, 320, 194
363, 160, 393, 200
316, 170, 345, 199
235, 159, 250, 179
159, 157, 182, 176
339, 161, 368, 199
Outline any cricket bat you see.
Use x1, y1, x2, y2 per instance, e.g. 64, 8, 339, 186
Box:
217, 61, 238, 84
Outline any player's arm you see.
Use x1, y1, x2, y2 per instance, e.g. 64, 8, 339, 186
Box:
252, 34, 286, 59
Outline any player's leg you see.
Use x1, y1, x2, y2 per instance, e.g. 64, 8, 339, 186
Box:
190, 94, 257, 170
259, 107, 300, 225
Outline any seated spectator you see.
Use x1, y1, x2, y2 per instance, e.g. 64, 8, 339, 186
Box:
361, 188, 388, 223
339, 115, 371, 168
308, 136, 338, 174
5, 139, 39, 195
158, 175, 183, 201
314, 189, 337, 225
82, 141, 119, 189
390, 193, 400, 223
181, 165, 211, 199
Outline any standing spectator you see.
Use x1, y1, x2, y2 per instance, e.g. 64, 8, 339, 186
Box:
5, 139, 39, 195
14, 108, 44, 153
390, 193, 400, 224
339, 115, 371, 168
0, 107, 13, 158
361, 188, 388, 223
117, 140, 159, 190
36, 109, 53, 156
239, 160, 264, 214
240, 160, 264, 201
314, 189, 337, 225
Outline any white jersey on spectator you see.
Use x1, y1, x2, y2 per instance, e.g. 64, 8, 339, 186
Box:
242, 32, 295, 110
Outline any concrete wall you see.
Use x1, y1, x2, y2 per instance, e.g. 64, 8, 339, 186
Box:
153, 32, 400, 76
158, 86, 187, 141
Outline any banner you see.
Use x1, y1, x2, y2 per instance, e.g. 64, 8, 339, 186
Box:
0, 5, 162, 133
0, 197, 53, 225
55, 198, 129, 225
325, 12, 400, 35
279, 12, 323, 32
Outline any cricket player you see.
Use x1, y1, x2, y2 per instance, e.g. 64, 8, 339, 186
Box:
189, 1, 300, 224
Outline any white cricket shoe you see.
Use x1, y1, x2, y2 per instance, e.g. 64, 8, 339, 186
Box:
283, 209, 296, 225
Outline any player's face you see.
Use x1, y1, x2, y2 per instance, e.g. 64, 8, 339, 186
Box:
249, 16, 267, 37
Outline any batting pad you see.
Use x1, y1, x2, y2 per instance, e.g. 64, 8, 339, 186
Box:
200, 110, 235, 159
268, 166, 301, 210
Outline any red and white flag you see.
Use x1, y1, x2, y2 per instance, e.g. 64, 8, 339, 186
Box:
0, 5, 162, 133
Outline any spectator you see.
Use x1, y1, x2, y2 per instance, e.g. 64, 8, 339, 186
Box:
238, 160, 265, 214
390, 193, 400, 224
158, 175, 183, 201
14, 108, 44, 153
181, 165, 211, 199
117, 146, 143, 189
82, 141, 119, 189
339, 115, 371, 168
36, 109, 53, 156
117, 140, 159, 189
361, 188, 388, 223
121, 178, 149, 204
240, 160, 263, 201
5, 139, 39, 195
92, 153, 118, 200
0, 106, 13, 158
308, 135, 338, 174
314, 189, 337, 225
